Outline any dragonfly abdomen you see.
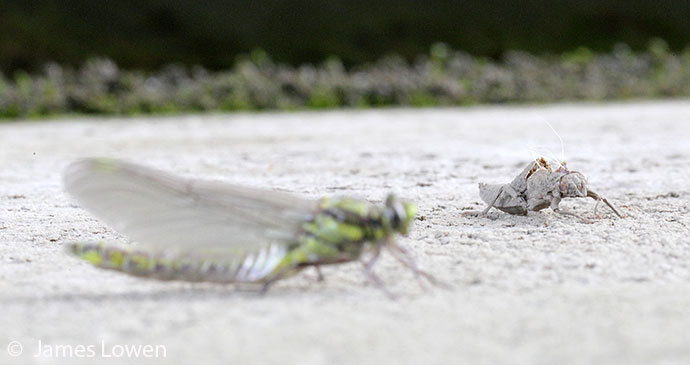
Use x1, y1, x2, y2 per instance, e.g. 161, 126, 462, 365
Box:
66, 242, 288, 283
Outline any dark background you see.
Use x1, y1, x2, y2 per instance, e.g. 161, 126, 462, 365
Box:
2, 0, 689, 73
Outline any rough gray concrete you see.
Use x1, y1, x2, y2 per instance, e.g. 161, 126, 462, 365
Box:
1, 101, 689, 364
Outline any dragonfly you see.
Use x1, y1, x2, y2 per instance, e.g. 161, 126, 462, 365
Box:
63, 158, 438, 293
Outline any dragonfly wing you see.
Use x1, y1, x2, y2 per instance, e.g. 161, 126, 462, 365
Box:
63, 158, 316, 259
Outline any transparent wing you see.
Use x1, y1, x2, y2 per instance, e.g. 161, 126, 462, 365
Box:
63, 158, 316, 260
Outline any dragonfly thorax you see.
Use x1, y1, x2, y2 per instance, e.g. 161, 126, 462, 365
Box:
306, 194, 417, 248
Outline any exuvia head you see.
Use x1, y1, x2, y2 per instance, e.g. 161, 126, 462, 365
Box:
559, 171, 588, 198
383, 194, 417, 235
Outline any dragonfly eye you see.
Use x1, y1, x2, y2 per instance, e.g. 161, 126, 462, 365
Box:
385, 194, 417, 234
399, 202, 417, 235
572, 173, 587, 196
384, 194, 417, 235
391, 210, 402, 229
385, 194, 401, 229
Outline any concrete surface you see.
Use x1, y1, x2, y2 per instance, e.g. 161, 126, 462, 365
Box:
1, 101, 689, 364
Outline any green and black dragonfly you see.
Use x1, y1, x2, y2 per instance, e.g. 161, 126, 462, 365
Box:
64, 158, 438, 293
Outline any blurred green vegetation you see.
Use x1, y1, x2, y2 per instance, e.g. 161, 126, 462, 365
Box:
2, 0, 690, 73
2, 41, 689, 119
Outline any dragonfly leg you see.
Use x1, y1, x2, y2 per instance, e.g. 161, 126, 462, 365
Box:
593, 198, 602, 219
462, 185, 506, 217
553, 207, 591, 224
386, 241, 447, 289
587, 190, 623, 218
360, 247, 394, 298
259, 266, 304, 294
314, 265, 325, 281
551, 196, 590, 223
259, 280, 275, 295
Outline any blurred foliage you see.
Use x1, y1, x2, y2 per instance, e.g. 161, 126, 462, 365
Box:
2, 41, 690, 118
2, 0, 690, 73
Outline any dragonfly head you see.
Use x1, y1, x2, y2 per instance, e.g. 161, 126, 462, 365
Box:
559, 171, 588, 198
384, 194, 417, 235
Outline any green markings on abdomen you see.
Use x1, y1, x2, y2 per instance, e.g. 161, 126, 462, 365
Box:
68, 242, 185, 280
66, 242, 284, 283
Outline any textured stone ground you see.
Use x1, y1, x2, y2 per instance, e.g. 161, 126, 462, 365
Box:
1, 101, 689, 364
